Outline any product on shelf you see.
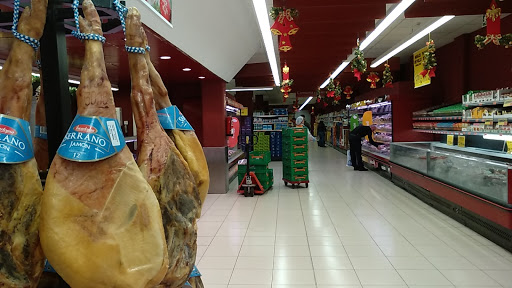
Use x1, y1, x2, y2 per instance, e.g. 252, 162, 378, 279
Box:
432, 104, 466, 116
129, 15, 201, 287
0, 0, 47, 286
40, 4, 168, 288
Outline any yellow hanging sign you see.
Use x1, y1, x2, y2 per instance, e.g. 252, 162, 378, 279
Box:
414, 46, 431, 88
458, 136, 466, 147
447, 135, 454, 146
362, 111, 373, 141
241, 107, 248, 116
507, 141, 512, 154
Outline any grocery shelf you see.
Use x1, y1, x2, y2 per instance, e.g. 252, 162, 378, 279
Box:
125, 136, 137, 143
253, 115, 288, 118
254, 129, 283, 132
228, 150, 244, 164
413, 129, 512, 136
362, 148, 390, 161
375, 130, 392, 133
464, 101, 504, 107
412, 116, 463, 121
462, 117, 512, 123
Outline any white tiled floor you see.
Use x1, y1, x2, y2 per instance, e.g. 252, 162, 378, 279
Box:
197, 144, 512, 287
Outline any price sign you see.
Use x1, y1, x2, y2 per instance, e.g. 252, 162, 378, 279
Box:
241, 107, 248, 116
498, 119, 508, 126
447, 135, 454, 146
485, 120, 493, 126
458, 136, 466, 148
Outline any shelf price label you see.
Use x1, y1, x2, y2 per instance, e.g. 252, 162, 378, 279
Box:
498, 119, 508, 127
458, 136, 465, 148
447, 135, 454, 146
485, 120, 493, 126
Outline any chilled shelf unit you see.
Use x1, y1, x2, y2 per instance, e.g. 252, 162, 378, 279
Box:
253, 109, 288, 160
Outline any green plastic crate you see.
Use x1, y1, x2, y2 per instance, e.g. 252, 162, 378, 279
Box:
282, 158, 308, 167
283, 165, 308, 176
283, 174, 309, 182
282, 144, 308, 154
283, 127, 308, 137
249, 151, 271, 166
282, 135, 308, 145
238, 164, 268, 174
282, 151, 308, 161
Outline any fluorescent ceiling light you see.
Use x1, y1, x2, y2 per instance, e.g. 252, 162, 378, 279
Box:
483, 134, 512, 141
299, 96, 313, 111
160, 56, 171, 60
252, 0, 280, 86
319, 0, 415, 88
360, 0, 415, 50
198, 76, 205, 79
182, 68, 191, 71
226, 87, 274, 92
371, 15, 455, 68
68, 79, 81, 85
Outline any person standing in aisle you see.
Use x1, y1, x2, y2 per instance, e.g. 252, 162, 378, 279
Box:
317, 121, 327, 147
349, 124, 380, 171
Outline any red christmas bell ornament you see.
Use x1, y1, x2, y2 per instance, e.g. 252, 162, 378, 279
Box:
282, 9, 300, 35
419, 66, 436, 78
343, 86, 353, 100
270, 19, 287, 36
353, 68, 362, 81
367, 72, 380, 89
279, 34, 293, 52
486, 0, 501, 43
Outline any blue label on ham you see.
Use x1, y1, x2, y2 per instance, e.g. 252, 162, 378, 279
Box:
0, 114, 34, 163
57, 115, 125, 162
156, 105, 194, 131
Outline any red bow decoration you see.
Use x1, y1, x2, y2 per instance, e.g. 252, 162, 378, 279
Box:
323, 102, 328, 108
343, 86, 353, 100
385, 82, 394, 88
317, 96, 321, 103
353, 68, 362, 81
367, 72, 380, 89
420, 66, 436, 78
326, 91, 335, 98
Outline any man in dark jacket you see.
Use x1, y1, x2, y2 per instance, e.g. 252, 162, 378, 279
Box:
349, 124, 380, 171
317, 121, 327, 147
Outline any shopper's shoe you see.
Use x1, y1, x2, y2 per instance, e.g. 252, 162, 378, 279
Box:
357, 167, 368, 171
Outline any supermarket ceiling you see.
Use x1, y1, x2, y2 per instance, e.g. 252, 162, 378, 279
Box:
237, 0, 512, 100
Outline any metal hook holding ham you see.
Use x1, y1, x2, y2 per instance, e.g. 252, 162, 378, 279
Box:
125, 7, 201, 288
39, 1, 169, 287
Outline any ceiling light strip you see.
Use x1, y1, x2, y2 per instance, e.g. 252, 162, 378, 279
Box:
226, 87, 274, 92
299, 96, 313, 111
319, 0, 415, 88
371, 15, 454, 68
252, 0, 280, 86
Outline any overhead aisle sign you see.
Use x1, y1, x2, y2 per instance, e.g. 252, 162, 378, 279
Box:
414, 46, 431, 88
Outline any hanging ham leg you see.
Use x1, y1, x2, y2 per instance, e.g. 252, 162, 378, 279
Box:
126, 9, 201, 288
0, 0, 47, 286
144, 43, 210, 212
39, 1, 168, 287
34, 67, 48, 172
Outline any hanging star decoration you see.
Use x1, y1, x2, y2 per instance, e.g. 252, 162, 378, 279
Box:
475, 0, 512, 49
420, 40, 437, 78
351, 40, 367, 81
382, 63, 393, 88
343, 86, 353, 100
367, 72, 380, 89
270, 7, 300, 52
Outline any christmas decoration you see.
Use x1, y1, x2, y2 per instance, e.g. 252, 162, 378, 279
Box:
281, 63, 293, 102
420, 40, 437, 78
475, 0, 512, 49
270, 7, 300, 52
382, 63, 393, 88
333, 81, 342, 104
351, 41, 367, 81
343, 86, 353, 100
326, 78, 336, 98
367, 72, 380, 89
311, 106, 315, 115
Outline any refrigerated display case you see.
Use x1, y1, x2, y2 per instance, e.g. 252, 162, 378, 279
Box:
390, 142, 512, 251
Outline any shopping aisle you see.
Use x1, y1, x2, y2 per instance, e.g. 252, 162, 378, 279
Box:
197, 144, 512, 288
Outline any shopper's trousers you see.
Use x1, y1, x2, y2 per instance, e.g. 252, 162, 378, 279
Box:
318, 131, 326, 147
349, 136, 363, 169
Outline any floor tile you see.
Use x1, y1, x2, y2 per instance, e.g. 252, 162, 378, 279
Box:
416, 245, 461, 257
312, 256, 353, 270
315, 270, 361, 285
229, 269, 273, 285
239, 245, 274, 257
466, 256, 512, 270
310, 245, 347, 257
242, 236, 275, 246
274, 245, 311, 256
427, 256, 478, 270
204, 244, 241, 257
378, 243, 422, 257
197, 236, 214, 246
344, 245, 384, 257
355, 269, 406, 286
275, 236, 308, 246
484, 270, 512, 287
228, 285, 270, 288
398, 269, 453, 286
198, 257, 237, 269
349, 256, 394, 269
211, 237, 244, 246
274, 256, 313, 270
234, 256, 273, 269
272, 270, 316, 285
308, 236, 343, 246
200, 268, 233, 285
387, 257, 436, 270
440, 270, 501, 286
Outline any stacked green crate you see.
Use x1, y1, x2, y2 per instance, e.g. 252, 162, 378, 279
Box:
238, 151, 274, 190
282, 128, 309, 182
254, 132, 270, 152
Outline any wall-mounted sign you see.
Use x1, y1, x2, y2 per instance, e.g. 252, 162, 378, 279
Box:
146, 0, 172, 23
